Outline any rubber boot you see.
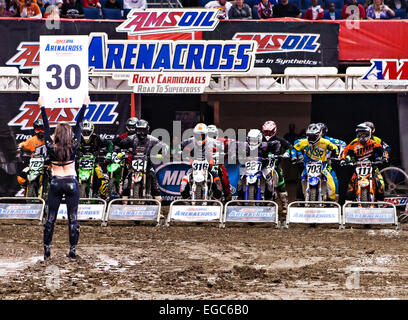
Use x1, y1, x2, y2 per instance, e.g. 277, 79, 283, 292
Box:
68, 222, 80, 259
43, 221, 54, 260
279, 192, 289, 214
44, 245, 51, 260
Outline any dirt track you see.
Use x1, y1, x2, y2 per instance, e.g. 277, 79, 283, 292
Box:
1, 216, 408, 300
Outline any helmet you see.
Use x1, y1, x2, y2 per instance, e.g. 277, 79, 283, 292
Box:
126, 117, 138, 135
33, 119, 44, 139
193, 123, 208, 146
316, 123, 328, 137
363, 121, 375, 136
306, 123, 321, 145
207, 124, 218, 139
356, 123, 371, 144
136, 119, 150, 140
262, 120, 277, 141
82, 120, 94, 142
247, 129, 262, 150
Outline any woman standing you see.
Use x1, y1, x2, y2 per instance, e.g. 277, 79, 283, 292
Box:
39, 96, 89, 260
366, 0, 395, 18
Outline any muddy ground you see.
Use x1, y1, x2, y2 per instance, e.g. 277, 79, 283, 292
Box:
1, 214, 408, 300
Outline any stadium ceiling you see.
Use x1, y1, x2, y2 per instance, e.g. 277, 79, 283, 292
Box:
1, 73, 408, 94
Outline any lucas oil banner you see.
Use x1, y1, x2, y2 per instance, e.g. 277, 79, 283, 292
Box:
203, 19, 339, 73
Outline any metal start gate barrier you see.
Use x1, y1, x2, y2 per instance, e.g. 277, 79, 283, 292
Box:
223, 200, 280, 228
286, 201, 342, 228
55, 198, 107, 225
166, 199, 224, 227
0, 197, 402, 230
104, 198, 161, 226
342, 201, 399, 229
0, 197, 45, 224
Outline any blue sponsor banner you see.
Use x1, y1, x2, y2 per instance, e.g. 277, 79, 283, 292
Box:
225, 206, 277, 223
155, 162, 241, 203
0, 203, 43, 219
108, 204, 159, 221
344, 208, 396, 224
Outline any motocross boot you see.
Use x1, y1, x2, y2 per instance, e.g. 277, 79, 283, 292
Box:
279, 191, 289, 214
68, 222, 80, 259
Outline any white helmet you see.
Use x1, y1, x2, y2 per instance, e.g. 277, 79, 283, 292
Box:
207, 124, 218, 139
193, 123, 208, 145
247, 129, 262, 150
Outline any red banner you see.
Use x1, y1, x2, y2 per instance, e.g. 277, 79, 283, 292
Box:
338, 20, 408, 61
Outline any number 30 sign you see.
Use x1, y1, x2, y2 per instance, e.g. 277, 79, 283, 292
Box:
40, 35, 88, 108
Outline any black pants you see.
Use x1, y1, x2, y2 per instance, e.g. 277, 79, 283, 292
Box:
44, 176, 80, 249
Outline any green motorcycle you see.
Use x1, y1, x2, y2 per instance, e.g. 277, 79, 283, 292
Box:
78, 153, 96, 198
26, 154, 48, 200
106, 150, 126, 199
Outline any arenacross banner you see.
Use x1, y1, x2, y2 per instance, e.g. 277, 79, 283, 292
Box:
203, 20, 339, 73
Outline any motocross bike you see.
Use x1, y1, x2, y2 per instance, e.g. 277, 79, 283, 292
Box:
301, 160, 327, 202
106, 149, 126, 200
25, 154, 49, 199
240, 155, 279, 201
128, 146, 151, 199
345, 159, 384, 204
78, 153, 96, 198
188, 158, 213, 200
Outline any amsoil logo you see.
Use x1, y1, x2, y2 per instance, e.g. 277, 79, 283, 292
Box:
361, 59, 408, 84
233, 33, 320, 54
9, 102, 119, 130
6, 42, 40, 70
116, 9, 219, 35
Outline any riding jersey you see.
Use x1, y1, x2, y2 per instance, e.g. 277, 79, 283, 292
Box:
349, 136, 390, 159
18, 136, 46, 156
79, 134, 113, 156
180, 137, 219, 163
341, 138, 385, 162
292, 138, 339, 163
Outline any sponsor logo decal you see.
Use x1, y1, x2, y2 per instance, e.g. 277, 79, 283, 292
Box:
9, 101, 119, 130
233, 33, 321, 54
361, 59, 408, 84
6, 42, 40, 70
116, 9, 220, 35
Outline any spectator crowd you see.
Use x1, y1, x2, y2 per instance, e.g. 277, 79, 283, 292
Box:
0, 0, 406, 19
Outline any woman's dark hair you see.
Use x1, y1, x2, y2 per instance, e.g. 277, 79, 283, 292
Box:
54, 123, 74, 161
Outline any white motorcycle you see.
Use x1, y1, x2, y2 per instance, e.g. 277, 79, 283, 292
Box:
190, 159, 213, 200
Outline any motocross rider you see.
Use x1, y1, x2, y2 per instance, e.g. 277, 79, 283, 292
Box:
291, 123, 339, 201
261, 121, 292, 212
179, 123, 223, 200
109, 117, 138, 197
235, 129, 281, 200
16, 119, 48, 187
207, 124, 232, 202
79, 120, 113, 198
340, 123, 386, 201
118, 119, 168, 201
316, 122, 346, 201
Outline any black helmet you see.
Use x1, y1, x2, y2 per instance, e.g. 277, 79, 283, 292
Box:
306, 123, 321, 145
356, 123, 371, 144
33, 119, 44, 139
363, 121, 375, 136
136, 119, 149, 140
126, 117, 138, 135
316, 123, 328, 137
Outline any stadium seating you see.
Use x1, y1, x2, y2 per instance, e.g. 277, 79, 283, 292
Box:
84, 7, 101, 19
252, 7, 259, 18
288, 0, 302, 9
99, 0, 107, 7
300, 9, 306, 17
102, 8, 123, 19
40, 6, 45, 16
123, 8, 132, 17
198, 0, 210, 7
395, 8, 407, 19
117, 0, 124, 9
